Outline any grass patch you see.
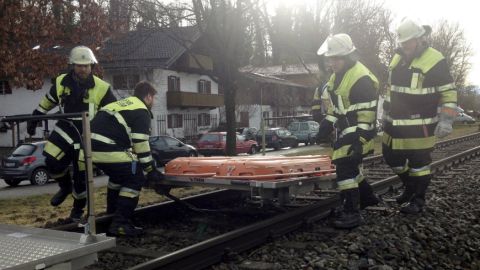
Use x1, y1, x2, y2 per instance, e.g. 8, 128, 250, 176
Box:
0, 186, 215, 227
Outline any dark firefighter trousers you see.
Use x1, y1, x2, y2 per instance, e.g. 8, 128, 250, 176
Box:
94, 162, 145, 224
382, 144, 432, 202
44, 128, 86, 211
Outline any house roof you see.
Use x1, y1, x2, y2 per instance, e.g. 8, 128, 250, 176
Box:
100, 26, 200, 70
240, 63, 319, 77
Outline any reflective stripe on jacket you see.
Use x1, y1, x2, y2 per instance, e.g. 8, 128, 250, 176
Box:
90, 96, 155, 173
383, 47, 457, 150
323, 61, 378, 161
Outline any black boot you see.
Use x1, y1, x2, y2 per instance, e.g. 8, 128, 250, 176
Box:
50, 174, 72, 206
400, 176, 430, 214
69, 198, 86, 222
108, 196, 144, 237
358, 179, 381, 209
69, 208, 84, 222
334, 189, 363, 229
395, 172, 415, 204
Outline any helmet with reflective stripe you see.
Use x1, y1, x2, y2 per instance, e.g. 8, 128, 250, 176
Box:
317, 33, 356, 57
69, 46, 98, 65
396, 18, 432, 43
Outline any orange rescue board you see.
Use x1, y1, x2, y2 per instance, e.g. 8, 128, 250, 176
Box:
165, 155, 335, 181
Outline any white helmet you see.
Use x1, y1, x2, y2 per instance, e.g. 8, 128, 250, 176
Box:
317, 33, 356, 57
396, 18, 432, 43
69, 46, 98, 65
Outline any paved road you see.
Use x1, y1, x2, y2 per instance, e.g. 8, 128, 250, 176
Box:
0, 143, 326, 200
0, 175, 109, 199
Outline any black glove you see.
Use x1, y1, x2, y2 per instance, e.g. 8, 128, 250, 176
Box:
145, 170, 171, 195
26, 109, 43, 136
347, 139, 363, 163
316, 120, 334, 141
146, 169, 164, 183
26, 120, 39, 136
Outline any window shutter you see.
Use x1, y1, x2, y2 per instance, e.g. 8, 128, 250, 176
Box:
206, 81, 211, 94
168, 76, 173, 92
176, 77, 180, 91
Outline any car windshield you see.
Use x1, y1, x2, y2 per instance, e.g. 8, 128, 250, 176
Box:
12, 144, 36, 157
288, 123, 299, 131
199, 134, 220, 142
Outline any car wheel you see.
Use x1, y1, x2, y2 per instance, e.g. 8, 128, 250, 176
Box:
292, 140, 299, 148
248, 145, 258, 155
188, 151, 198, 157
30, 168, 50, 185
4, 178, 22, 187
274, 142, 281, 151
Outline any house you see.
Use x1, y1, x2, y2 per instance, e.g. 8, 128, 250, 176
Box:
0, 80, 57, 147
0, 27, 222, 147
101, 27, 222, 141
237, 63, 321, 129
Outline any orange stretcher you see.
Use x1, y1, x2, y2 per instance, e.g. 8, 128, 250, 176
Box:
165, 155, 335, 181
163, 155, 337, 204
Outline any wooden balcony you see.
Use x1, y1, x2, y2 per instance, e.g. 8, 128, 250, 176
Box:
167, 91, 224, 109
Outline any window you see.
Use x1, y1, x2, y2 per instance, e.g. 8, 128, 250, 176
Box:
262, 111, 269, 119
168, 76, 180, 92
240, 111, 249, 126
112, 74, 139, 90
198, 80, 211, 94
198, 113, 211, 126
0, 81, 12, 95
167, 114, 183, 128
150, 137, 167, 148
164, 136, 181, 147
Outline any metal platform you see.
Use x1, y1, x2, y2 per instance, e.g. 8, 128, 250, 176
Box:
163, 174, 337, 204
0, 224, 115, 270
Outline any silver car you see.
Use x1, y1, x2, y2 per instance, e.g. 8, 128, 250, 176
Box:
0, 141, 50, 187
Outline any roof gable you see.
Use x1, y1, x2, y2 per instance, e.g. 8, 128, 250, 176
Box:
100, 26, 200, 70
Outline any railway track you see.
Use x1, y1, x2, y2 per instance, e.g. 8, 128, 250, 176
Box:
55, 132, 480, 270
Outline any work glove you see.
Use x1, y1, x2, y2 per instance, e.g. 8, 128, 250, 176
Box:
347, 139, 363, 163
26, 109, 43, 136
145, 169, 171, 195
316, 119, 334, 142
434, 106, 457, 139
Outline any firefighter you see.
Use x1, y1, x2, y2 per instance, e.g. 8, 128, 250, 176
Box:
88, 81, 164, 237
26, 46, 116, 221
383, 19, 457, 214
316, 33, 380, 229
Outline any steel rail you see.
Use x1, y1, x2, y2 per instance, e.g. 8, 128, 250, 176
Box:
54, 132, 480, 232
128, 139, 480, 270
48, 132, 480, 269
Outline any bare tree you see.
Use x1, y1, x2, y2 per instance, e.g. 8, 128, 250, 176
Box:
428, 20, 472, 89
192, 0, 256, 155
331, 0, 394, 92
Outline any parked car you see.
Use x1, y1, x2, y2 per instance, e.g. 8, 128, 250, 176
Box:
149, 135, 198, 166
236, 127, 258, 141
287, 121, 319, 145
256, 127, 298, 150
455, 112, 476, 124
0, 141, 50, 187
197, 132, 258, 156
